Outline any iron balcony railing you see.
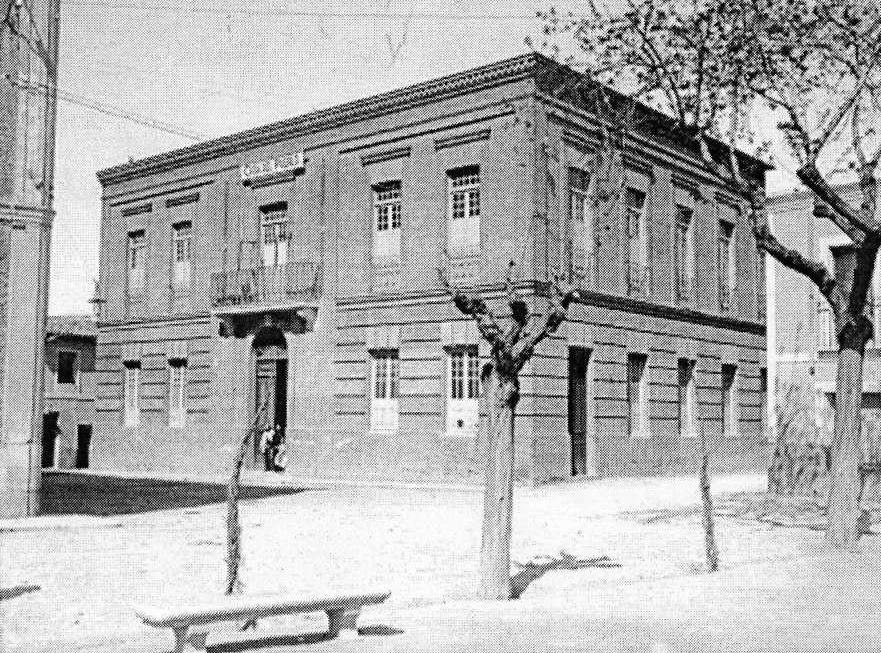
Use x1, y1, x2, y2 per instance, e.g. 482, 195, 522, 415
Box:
211, 261, 321, 309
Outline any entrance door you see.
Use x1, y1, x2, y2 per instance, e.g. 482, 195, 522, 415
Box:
42, 412, 59, 468
76, 425, 92, 469
568, 348, 594, 476
254, 357, 288, 466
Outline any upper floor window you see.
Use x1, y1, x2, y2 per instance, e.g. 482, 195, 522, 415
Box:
448, 166, 480, 255
568, 168, 594, 282
172, 221, 192, 288
447, 347, 480, 436
127, 230, 146, 294
626, 188, 649, 296
57, 350, 77, 385
674, 206, 695, 303
718, 220, 736, 311
373, 181, 401, 261
260, 203, 288, 268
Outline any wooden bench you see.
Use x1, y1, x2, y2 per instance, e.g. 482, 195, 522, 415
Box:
136, 590, 391, 652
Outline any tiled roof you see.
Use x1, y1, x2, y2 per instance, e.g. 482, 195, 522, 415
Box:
46, 315, 97, 339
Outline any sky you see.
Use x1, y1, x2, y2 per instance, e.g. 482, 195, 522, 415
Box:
49, 0, 799, 316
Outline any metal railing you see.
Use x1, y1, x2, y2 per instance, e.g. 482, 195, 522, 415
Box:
211, 261, 321, 309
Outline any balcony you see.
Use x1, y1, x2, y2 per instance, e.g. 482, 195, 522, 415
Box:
211, 261, 321, 312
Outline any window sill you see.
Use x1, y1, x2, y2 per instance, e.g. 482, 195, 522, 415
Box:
680, 430, 699, 439
630, 430, 652, 440
442, 429, 478, 439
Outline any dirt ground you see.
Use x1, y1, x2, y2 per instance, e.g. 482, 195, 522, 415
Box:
0, 471, 848, 652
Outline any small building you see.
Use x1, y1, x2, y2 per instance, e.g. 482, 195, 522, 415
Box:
94, 54, 768, 484
42, 315, 97, 470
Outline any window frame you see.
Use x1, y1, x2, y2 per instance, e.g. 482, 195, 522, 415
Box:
372, 180, 402, 261
123, 363, 141, 428
56, 349, 78, 386
260, 203, 289, 268
446, 346, 480, 437
172, 220, 193, 289
625, 187, 649, 296
370, 350, 400, 433
718, 219, 736, 312
674, 205, 695, 303
568, 167, 595, 283
678, 358, 698, 438
447, 165, 481, 256
721, 363, 738, 438
168, 361, 187, 429
627, 353, 650, 439
127, 230, 146, 295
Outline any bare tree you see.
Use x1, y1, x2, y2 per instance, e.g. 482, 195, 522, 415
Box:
440, 264, 580, 599
541, 0, 881, 548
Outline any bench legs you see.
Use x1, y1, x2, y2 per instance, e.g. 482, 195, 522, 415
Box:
171, 626, 208, 653
326, 608, 361, 640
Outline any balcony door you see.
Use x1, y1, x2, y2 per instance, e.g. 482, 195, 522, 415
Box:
260, 203, 288, 268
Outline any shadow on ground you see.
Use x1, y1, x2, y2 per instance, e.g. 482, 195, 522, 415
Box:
41, 472, 307, 516
0, 584, 40, 601
511, 551, 621, 599
210, 626, 405, 651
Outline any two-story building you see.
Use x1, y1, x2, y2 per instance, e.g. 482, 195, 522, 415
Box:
94, 54, 768, 484
42, 315, 97, 470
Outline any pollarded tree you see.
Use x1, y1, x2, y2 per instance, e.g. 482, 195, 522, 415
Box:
440, 264, 580, 599
540, 0, 881, 547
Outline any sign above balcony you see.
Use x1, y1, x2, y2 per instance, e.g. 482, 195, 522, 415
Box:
240, 151, 306, 187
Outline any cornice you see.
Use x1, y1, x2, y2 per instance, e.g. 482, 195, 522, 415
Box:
97, 53, 544, 187
337, 283, 765, 335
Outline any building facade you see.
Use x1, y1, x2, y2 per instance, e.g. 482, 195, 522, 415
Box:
94, 55, 768, 484
768, 183, 881, 444
42, 315, 96, 470
0, 0, 61, 516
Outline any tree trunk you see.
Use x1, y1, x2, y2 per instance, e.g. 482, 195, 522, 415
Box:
479, 365, 519, 600
226, 428, 252, 595
698, 421, 719, 572
827, 338, 867, 549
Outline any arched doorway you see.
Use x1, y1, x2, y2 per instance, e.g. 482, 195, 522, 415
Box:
253, 327, 288, 469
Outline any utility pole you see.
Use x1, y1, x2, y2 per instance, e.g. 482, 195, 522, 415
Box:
0, 0, 61, 517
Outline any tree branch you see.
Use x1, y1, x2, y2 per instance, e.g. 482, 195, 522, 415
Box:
438, 267, 505, 349
512, 277, 581, 369
797, 164, 881, 234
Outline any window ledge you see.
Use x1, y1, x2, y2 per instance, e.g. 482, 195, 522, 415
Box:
442, 429, 478, 439
630, 430, 652, 440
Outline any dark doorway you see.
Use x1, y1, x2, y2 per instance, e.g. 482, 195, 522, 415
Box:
76, 425, 92, 469
42, 412, 59, 468
568, 347, 592, 476
253, 327, 289, 469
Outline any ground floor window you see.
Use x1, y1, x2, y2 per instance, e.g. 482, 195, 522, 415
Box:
168, 361, 187, 428
370, 350, 399, 433
628, 353, 650, 438
124, 363, 141, 428
722, 364, 738, 438
76, 424, 92, 469
678, 358, 698, 438
447, 347, 479, 436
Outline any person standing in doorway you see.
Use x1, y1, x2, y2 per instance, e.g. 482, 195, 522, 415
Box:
259, 425, 274, 472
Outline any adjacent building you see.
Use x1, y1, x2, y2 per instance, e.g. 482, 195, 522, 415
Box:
42, 315, 96, 470
94, 54, 768, 484
0, 0, 61, 516
768, 183, 881, 443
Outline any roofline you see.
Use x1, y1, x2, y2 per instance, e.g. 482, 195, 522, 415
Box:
97, 53, 545, 187
97, 51, 770, 187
